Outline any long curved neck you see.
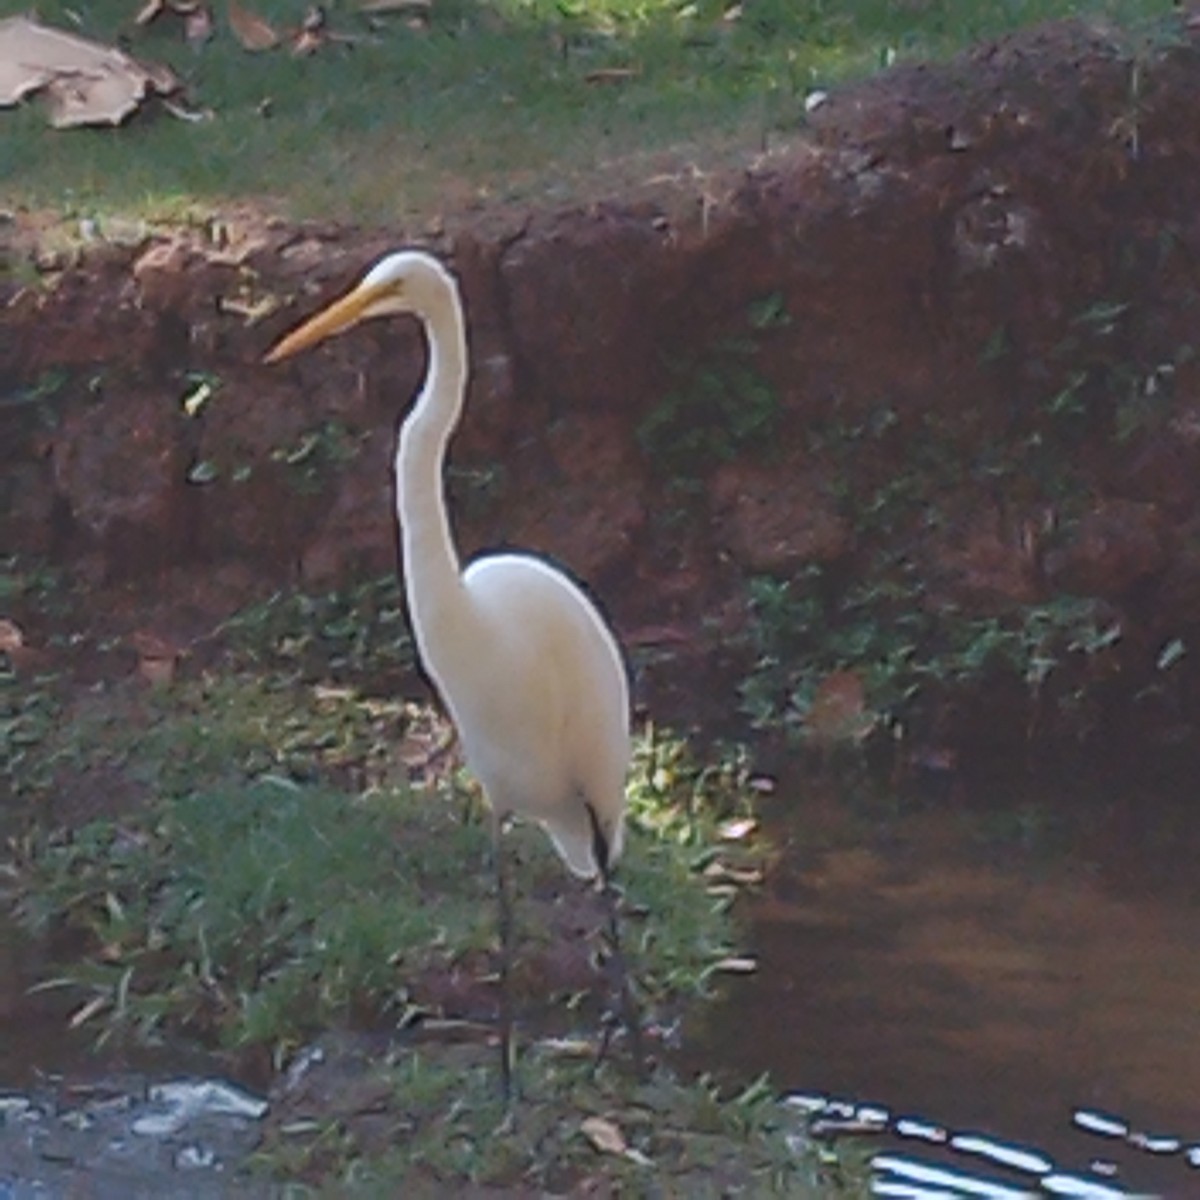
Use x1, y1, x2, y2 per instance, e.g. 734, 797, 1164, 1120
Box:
396, 286, 469, 656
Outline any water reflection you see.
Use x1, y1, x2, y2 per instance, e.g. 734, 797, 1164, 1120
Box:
692, 771, 1200, 1194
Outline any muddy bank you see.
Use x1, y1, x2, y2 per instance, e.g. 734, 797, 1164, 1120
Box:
7, 17, 1200, 757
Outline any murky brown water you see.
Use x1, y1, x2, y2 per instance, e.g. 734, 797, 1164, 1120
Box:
693, 767, 1200, 1194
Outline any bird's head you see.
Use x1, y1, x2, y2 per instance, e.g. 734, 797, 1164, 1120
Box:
264, 249, 455, 364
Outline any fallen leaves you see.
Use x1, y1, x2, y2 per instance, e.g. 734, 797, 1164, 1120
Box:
136, 0, 215, 46
1, 0, 392, 131
131, 630, 186, 687
227, 0, 281, 52
580, 1115, 653, 1166
804, 668, 877, 748
0, 14, 182, 128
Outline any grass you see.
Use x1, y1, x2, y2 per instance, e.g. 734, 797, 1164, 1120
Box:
0, 557, 860, 1192
250, 1044, 865, 1194
0, 561, 760, 1051
0, 0, 1182, 224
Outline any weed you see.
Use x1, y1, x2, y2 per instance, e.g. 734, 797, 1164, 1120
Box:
637, 298, 785, 489
739, 562, 1120, 744
271, 420, 364, 494
220, 575, 415, 687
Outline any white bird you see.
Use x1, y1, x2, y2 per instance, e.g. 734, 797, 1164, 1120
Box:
265, 249, 642, 1096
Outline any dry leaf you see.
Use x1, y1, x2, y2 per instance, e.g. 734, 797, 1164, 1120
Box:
581, 1115, 628, 1156
135, 0, 167, 25
805, 668, 876, 746
228, 0, 280, 51
184, 3, 216, 44
68, 994, 110, 1029
132, 630, 184, 687
0, 14, 181, 127
0, 618, 24, 653
584, 67, 639, 84
717, 816, 758, 841
356, 0, 431, 12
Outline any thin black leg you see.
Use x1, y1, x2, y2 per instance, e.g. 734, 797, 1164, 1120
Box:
599, 874, 647, 1081
493, 812, 515, 1104
585, 802, 647, 1081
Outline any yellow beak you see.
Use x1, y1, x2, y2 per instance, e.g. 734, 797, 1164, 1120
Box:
263, 280, 394, 364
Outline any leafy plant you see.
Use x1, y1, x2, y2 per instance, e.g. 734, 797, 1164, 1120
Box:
220, 574, 415, 687
637, 297, 787, 487
738, 562, 1121, 743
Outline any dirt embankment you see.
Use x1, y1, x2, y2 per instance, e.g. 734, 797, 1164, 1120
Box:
7, 18, 1200, 755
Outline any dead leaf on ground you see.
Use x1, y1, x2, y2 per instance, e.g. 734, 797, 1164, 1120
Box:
581, 1115, 628, 1156
135, 0, 216, 44
717, 816, 758, 841
131, 630, 185, 687
0, 619, 25, 653
804, 668, 877, 747
135, 0, 169, 25
184, 3, 217, 45
584, 67, 639, 84
356, 0, 430, 12
228, 0, 280, 51
0, 14, 182, 128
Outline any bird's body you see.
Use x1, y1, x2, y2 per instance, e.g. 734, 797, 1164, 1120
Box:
437, 554, 629, 876
266, 249, 639, 1092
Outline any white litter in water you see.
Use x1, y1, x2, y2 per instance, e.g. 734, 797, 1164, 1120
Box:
1072, 1110, 1129, 1139
871, 1152, 1033, 1199
0, 1096, 33, 1120
1187, 1146, 1200, 1168
894, 1117, 950, 1143
131, 1080, 268, 1137
1040, 1172, 1132, 1198
950, 1132, 1054, 1175
175, 1143, 218, 1170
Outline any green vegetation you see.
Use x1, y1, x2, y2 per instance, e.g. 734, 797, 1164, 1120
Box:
1, 567, 761, 1054
0, 560, 851, 1193
251, 1047, 861, 1195
739, 563, 1122, 743
0, 0, 1182, 223
637, 291, 786, 491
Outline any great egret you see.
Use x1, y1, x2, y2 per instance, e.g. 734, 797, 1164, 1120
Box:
265, 249, 642, 1097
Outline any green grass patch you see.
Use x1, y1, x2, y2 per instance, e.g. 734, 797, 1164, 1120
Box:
3, 643, 764, 1061
251, 1043, 863, 1195
0, 0, 1182, 223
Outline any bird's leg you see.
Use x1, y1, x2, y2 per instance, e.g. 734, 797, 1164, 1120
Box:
492, 811, 516, 1105
585, 803, 647, 1081
598, 873, 647, 1081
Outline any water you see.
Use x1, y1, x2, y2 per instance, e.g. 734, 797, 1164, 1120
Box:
694, 768, 1200, 1195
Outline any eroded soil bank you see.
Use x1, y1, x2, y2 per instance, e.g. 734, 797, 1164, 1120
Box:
8, 17, 1200, 762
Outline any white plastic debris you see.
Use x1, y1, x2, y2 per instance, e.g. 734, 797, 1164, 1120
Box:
175, 1143, 218, 1170
131, 1080, 268, 1138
